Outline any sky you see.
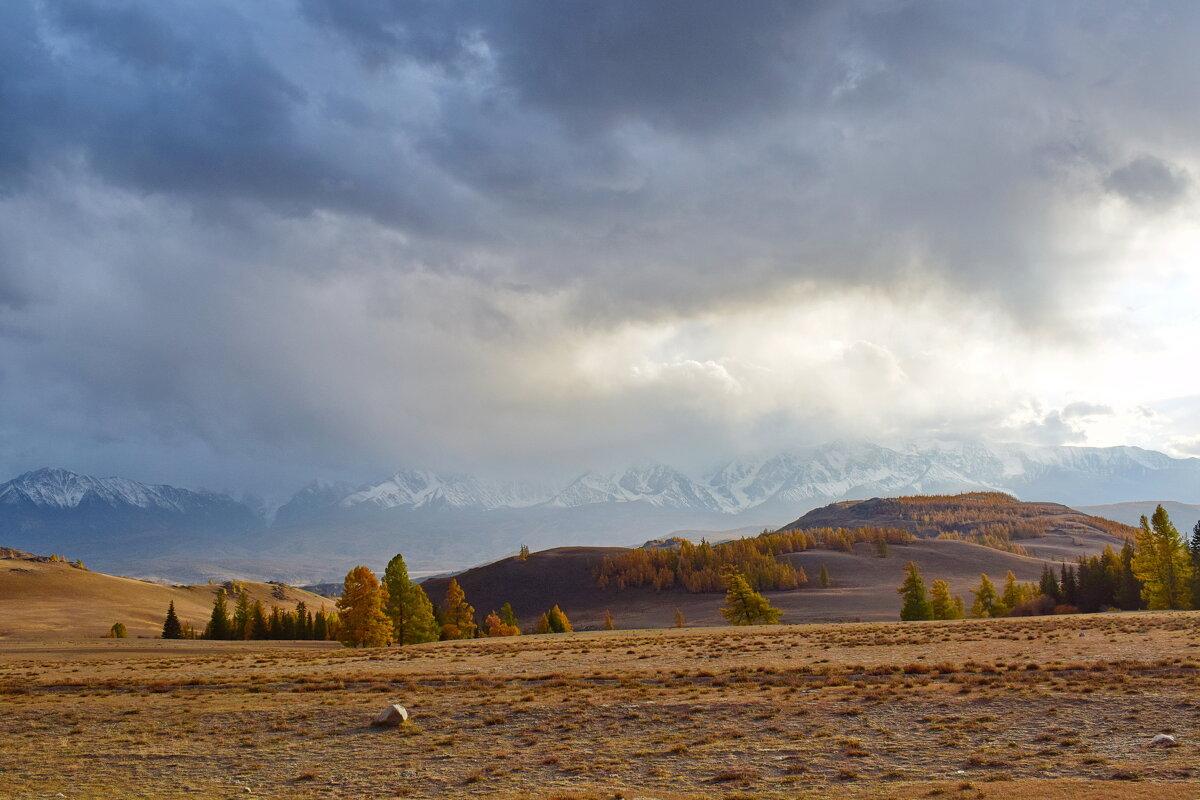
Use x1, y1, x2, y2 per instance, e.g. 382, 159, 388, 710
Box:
2, 0, 1200, 498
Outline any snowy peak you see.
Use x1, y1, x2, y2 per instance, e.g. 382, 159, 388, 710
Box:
545, 462, 724, 511
338, 470, 554, 511
0, 467, 215, 513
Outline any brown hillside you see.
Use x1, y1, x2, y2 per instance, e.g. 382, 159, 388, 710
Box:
783, 492, 1137, 551
421, 536, 1100, 632
0, 553, 334, 641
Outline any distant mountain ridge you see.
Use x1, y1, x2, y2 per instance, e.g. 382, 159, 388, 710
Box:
302, 440, 1200, 517
3, 440, 1200, 583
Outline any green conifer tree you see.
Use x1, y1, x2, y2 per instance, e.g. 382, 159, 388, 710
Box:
232, 591, 252, 639
1039, 564, 1062, 602
970, 573, 1001, 618
897, 562, 934, 621
383, 553, 439, 645
205, 590, 231, 640
161, 601, 183, 639
250, 600, 269, 640
721, 568, 782, 625
1132, 505, 1194, 609
929, 579, 962, 620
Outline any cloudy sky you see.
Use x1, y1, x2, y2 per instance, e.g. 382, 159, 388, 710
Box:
3, 0, 1200, 497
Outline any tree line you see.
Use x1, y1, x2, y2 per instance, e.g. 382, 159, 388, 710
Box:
595, 527, 913, 593
898, 505, 1199, 620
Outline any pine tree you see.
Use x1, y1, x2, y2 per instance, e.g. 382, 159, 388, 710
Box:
335, 566, 394, 648
161, 601, 183, 639
1038, 564, 1061, 602
440, 579, 477, 640
970, 574, 1001, 618
603, 609, 615, 630
818, 564, 831, 587
1132, 505, 1194, 609
673, 608, 686, 628
313, 609, 328, 641
383, 553, 440, 645
232, 591, 252, 639
293, 601, 309, 639
250, 600, 269, 640
1189, 520, 1200, 608
267, 607, 284, 639
205, 590, 231, 640
1060, 564, 1078, 606
897, 562, 934, 621
929, 579, 962, 620
1116, 542, 1144, 610
721, 568, 782, 625
499, 602, 519, 630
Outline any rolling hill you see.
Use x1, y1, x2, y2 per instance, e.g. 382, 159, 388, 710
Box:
0, 549, 334, 641
421, 493, 1138, 630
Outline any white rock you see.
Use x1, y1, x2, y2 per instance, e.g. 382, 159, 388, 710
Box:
372, 704, 409, 727
1150, 734, 1178, 747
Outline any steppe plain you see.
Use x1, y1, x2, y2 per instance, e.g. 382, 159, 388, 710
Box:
3, 612, 1199, 799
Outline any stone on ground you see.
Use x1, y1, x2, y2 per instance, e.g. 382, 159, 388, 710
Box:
372, 704, 409, 727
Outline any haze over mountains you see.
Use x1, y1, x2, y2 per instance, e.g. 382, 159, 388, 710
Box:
3, 440, 1199, 584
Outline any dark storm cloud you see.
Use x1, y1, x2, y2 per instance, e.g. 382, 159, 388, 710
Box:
2, 0, 1199, 493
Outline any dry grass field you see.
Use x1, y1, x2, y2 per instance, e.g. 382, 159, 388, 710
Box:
2, 612, 1199, 799
0, 555, 334, 640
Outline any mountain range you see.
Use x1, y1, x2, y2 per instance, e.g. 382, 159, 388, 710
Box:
3, 440, 1199, 583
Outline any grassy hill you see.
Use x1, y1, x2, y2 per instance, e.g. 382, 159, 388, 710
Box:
423, 494, 1137, 630
0, 550, 334, 640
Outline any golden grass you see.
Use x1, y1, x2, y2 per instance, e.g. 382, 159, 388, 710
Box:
1, 611, 1199, 798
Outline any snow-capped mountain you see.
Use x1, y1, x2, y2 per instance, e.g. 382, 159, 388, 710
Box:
546, 462, 726, 511
0, 467, 249, 515
295, 440, 1200, 518
338, 470, 555, 511
4, 440, 1198, 583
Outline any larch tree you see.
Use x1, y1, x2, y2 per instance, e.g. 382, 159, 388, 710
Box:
721, 568, 782, 625
818, 564, 831, 587
970, 573, 1002, 618
546, 604, 572, 633
484, 610, 520, 637
999, 570, 1027, 613
107, 622, 128, 639
897, 562, 934, 621
499, 602, 519, 630
673, 608, 686, 628
929, 579, 962, 620
161, 602, 182, 639
603, 609, 615, 630
335, 566, 394, 648
1132, 505, 1194, 610
440, 579, 477, 640
383, 553, 439, 645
